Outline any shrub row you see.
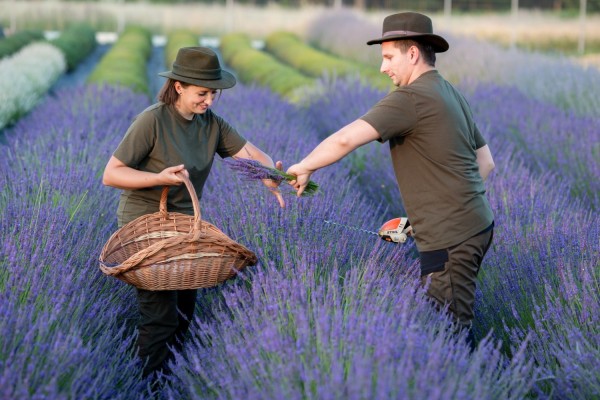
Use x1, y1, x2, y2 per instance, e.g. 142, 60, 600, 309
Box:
0, 29, 44, 59
265, 31, 390, 91
220, 32, 314, 101
49, 23, 97, 72
0, 23, 100, 130
87, 25, 152, 94
164, 29, 199, 69
0, 42, 66, 130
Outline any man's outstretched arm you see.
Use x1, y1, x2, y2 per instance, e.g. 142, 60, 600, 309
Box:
287, 119, 380, 196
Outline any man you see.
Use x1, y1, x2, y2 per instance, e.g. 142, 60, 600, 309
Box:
287, 12, 495, 349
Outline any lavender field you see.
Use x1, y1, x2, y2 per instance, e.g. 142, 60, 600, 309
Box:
1, 20, 599, 400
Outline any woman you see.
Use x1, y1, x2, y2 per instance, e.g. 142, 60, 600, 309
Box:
102, 46, 284, 378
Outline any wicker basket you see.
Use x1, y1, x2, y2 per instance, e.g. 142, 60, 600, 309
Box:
99, 174, 258, 290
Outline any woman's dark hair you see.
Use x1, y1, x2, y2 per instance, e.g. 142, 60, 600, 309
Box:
394, 39, 436, 67
157, 79, 187, 104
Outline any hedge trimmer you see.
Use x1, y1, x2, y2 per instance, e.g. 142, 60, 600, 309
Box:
325, 217, 413, 244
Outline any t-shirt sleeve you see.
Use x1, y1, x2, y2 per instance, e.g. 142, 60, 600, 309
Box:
473, 123, 487, 149
113, 111, 156, 167
359, 90, 418, 143
214, 114, 247, 158
458, 91, 487, 150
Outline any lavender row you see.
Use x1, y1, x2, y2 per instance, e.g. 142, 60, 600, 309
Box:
1, 78, 597, 397
167, 241, 536, 399
0, 85, 152, 399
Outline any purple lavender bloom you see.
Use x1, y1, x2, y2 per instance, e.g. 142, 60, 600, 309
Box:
223, 157, 319, 196
224, 157, 286, 182
1, 84, 152, 398
0, 45, 597, 400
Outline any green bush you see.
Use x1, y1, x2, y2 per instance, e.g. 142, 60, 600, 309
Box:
164, 29, 199, 68
49, 23, 97, 71
87, 25, 152, 94
220, 33, 314, 100
266, 31, 390, 90
0, 30, 45, 59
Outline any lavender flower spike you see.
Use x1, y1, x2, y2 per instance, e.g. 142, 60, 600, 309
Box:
224, 158, 319, 196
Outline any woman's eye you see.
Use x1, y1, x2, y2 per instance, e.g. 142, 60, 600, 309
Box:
196, 91, 217, 98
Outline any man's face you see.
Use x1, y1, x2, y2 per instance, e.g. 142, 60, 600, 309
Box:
379, 41, 412, 87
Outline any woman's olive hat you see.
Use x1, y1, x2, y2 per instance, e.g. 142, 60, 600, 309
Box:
159, 47, 236, 89
367, 12, 449, 53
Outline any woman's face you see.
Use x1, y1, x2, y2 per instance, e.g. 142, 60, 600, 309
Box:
175, 83, 218, 118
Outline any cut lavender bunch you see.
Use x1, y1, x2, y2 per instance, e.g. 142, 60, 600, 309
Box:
224, 158, 319, 196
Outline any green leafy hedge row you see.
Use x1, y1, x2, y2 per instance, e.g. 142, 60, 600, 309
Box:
220, 32, 314, 101
0, 29, 45, 59
49, 24, 97, 72
265, 31, 391, 91
164, 29, 199, 69
87, 26, 152, 94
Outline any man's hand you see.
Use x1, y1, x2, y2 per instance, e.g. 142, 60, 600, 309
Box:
286, 163, 313, 197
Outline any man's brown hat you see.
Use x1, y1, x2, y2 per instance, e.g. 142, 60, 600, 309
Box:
159, 47, 236, 89
367, 12, 449, 52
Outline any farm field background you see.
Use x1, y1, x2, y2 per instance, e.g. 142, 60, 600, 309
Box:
0, 4, 599, 400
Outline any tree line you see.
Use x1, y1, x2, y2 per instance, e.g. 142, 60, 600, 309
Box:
133, 0, 598, 13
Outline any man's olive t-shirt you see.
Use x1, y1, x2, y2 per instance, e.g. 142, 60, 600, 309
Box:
113, 103, 246, 226
360, 70, 493, 251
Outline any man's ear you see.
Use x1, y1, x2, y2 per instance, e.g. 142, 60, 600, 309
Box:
409, 46, 419, 63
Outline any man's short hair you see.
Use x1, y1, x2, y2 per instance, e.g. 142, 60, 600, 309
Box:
394, 40, 436, 66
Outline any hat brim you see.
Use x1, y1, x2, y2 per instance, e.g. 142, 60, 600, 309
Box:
367, 33, 449, 53
158, 69, 236, 89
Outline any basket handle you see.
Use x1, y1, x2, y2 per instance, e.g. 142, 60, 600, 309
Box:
159, 171, 202, 230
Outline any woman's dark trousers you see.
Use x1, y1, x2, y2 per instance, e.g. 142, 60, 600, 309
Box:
136, 288, 197, 377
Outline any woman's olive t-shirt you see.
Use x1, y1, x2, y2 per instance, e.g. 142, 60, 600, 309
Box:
113, 103, 246, 226
360, 70, 493, 251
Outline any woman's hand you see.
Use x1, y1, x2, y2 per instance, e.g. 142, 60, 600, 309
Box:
262, 160, 285, 208
103, 157, 188, 190
158, 164, 189, 185
233, 142, 285, 208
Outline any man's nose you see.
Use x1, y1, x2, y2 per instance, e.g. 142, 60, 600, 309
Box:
380, 61, 387, 74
